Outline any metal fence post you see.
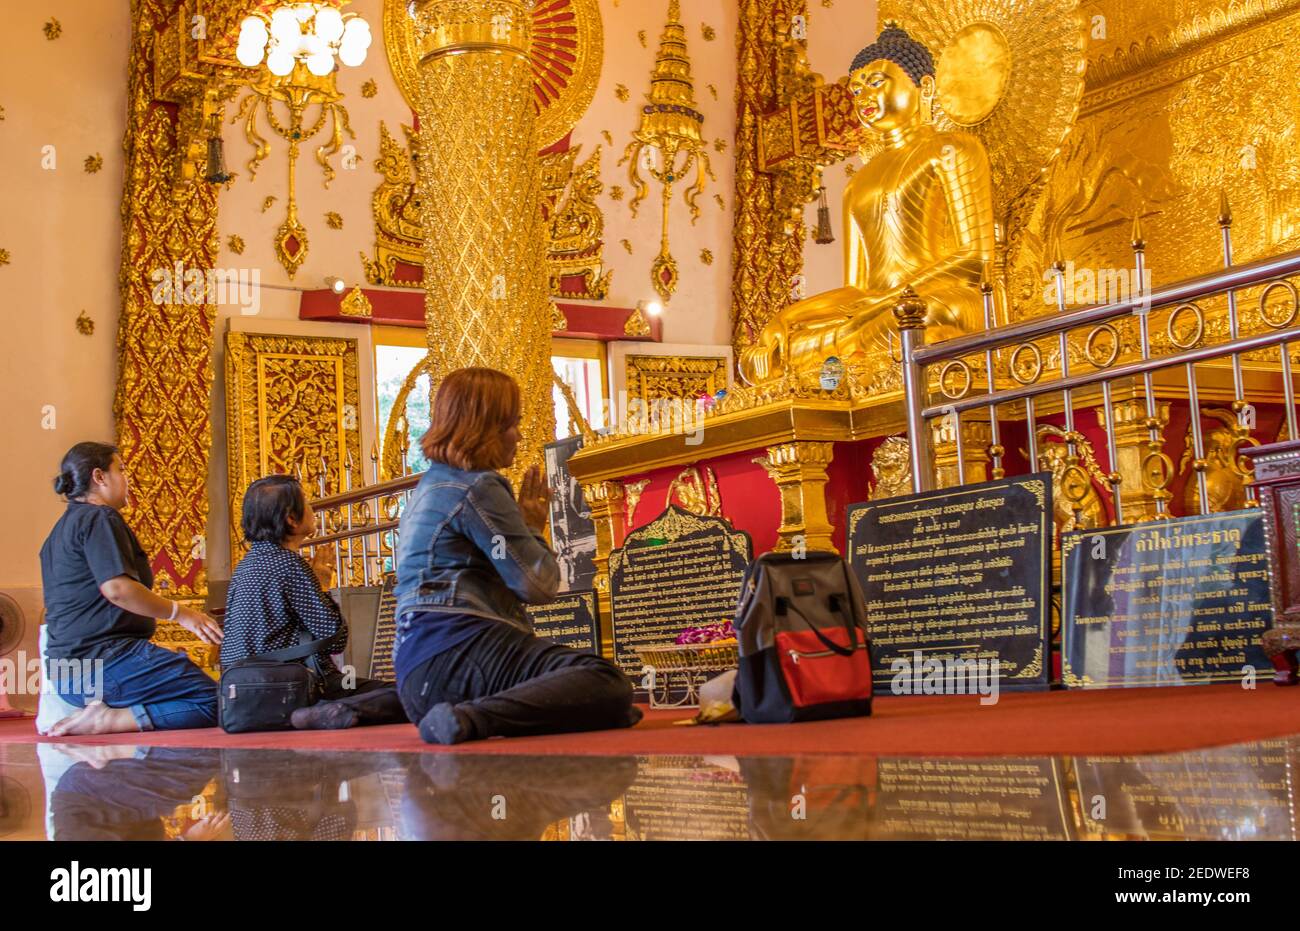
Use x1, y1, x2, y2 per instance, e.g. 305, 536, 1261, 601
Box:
894, 287, 932, 493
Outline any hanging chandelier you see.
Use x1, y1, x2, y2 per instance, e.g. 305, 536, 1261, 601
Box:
236, 3, 372, 77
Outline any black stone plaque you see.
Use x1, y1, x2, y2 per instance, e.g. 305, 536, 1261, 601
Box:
544, 435, 597, 592
1071, 740, 1294, 839
622, 758, 751, 840
1062, 510, 1274, 688
368, 574, 397, 682
608, 505, 751, 693
870, 758, 1073, 840
525, 589, 601, 654
846, 473, 1053, 693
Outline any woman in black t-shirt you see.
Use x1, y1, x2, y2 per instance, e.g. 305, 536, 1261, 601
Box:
39, 442, 222, 735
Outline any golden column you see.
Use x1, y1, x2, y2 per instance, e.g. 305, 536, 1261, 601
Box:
410, 1, 555, 471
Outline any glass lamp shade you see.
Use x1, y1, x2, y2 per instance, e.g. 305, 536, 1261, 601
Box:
314, 7, 344, 43
267, 48, 296, 76
269, 8, 300, 43
343, 18, 372, 48
236, 40, 266, 67
239, 16, 268, 46
338, 39, 367, 67
306, 52, 335, 76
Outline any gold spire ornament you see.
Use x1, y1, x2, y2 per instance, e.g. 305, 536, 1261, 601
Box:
619, 0, 715, 303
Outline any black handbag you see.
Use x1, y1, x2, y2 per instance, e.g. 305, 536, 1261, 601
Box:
218, 635, 333, 734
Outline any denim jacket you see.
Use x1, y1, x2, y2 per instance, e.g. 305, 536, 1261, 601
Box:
393, 460, 559, 631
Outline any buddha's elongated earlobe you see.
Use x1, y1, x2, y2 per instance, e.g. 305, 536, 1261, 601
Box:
920, 75, 937, 123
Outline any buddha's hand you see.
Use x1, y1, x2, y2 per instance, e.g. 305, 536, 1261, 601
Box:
739, 331, 780, 384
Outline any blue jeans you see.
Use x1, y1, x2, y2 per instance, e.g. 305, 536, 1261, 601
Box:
55, 639, 218, 731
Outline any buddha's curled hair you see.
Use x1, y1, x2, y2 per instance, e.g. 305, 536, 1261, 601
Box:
848, 24, 935, 87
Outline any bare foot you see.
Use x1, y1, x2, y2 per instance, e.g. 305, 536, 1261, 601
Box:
47, 701, 139, 737
52, 743, 138, 769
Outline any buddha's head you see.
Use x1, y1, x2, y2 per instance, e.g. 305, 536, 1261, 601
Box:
847, 25, 935, 134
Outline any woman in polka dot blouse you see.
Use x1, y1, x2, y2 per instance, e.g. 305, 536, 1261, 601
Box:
221, 476, 406, 729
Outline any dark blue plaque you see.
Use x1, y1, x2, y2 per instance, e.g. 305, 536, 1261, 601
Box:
609, 505, 751, 699
846, 473, 1053, 693
525, 589, 601, 655
1062, 510, 1274, 688
870, 758, 1073, 840
1071, 740, 1294, 839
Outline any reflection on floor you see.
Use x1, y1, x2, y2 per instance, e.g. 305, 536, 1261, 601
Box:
0, 736, 1296, 840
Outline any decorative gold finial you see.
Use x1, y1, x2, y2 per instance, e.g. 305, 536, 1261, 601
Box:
340, 286, 373, 318
625, 304, 653, 337
1218, 189, 1233, 227
892, 287, 928, 330
1131, 212, 1145, 250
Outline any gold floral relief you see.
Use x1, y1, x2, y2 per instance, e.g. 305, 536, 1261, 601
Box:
625, 354, 729, 405
224, 332, 362, 563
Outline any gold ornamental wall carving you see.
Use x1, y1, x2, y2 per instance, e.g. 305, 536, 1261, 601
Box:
731, 0, 813, 362
619, 0, 714, 303
410, 0, 556, 475
624, 354, 728, 405
1005, 0, 1300, 314
542, 144, 612, 300
360, 121, 610, 300
117, 0, 261, 601
233, 61, 356, 278
359, 122, 425, 287
223, 331, 363, 563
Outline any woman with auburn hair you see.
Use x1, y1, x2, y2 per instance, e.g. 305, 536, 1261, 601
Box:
392, 367, 641, 744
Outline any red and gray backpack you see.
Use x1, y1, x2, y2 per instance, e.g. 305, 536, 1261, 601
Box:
731, 551, 873, 723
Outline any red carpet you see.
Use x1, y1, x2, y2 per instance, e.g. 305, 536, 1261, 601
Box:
2, 683, 1296, 757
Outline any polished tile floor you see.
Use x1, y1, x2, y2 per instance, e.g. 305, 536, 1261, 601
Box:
0, 737, 1295, 840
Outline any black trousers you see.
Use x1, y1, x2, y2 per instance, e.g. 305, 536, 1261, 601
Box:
314, 669, 407, 726
397, 620, 638, 740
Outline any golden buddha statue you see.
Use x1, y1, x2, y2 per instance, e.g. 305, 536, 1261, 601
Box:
740, 26, 996, 384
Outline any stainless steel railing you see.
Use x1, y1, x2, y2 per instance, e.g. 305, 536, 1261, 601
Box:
898, 206, 1300, 524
